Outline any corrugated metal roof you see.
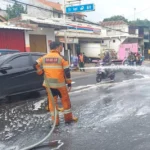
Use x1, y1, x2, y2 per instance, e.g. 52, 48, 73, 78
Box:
0, 15, 7, 22
100, 21, 127, 26
21, 15, 67, 29
0, 24, 32, 30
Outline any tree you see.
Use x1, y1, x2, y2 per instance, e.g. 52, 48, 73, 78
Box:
103, 15, 150, 27
6, 2, 27, 19
103, 15, 128, 23
129, 19, 150, 26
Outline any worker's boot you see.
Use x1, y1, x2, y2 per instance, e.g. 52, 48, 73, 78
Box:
65, 116, 78, 124
57, 107, 64, 112
72, 116, 78, 122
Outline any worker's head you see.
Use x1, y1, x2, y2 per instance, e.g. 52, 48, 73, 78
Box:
50, 42, 63, 52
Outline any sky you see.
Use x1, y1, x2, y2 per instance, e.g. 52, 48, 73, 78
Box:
3, 0, 150, 22
48, 0, 150, 22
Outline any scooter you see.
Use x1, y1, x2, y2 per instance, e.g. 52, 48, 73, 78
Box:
96, 61, 115, 83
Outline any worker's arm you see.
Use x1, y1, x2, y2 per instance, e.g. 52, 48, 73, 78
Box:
61, 56, 72, 88
33, 57, 44, 76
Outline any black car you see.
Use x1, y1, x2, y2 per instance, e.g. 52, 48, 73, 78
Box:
0, 49, 20, 56
0, 52, 45, 100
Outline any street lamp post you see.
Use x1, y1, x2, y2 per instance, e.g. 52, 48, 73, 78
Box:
63, 0, 82, 65
134, 8, 136, 21
63, 0, 71, 65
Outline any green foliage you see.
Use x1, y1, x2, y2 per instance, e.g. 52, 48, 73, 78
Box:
129, 19, 150, 27
6, 2, 27, 19
103, 15, 128, 23
103, 15, 150, 27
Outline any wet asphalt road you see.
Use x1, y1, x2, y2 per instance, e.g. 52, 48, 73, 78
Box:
0, 67, 150, 150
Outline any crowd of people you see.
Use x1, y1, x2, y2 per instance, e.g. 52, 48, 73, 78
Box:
127, 52, 142, 66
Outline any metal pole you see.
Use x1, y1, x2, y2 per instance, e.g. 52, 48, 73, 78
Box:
63, 0, 70, 65
134, 8, 136, 21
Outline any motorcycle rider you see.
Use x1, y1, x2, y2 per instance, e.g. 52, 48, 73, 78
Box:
102, 51, 111, 75
103, 51, 111, 65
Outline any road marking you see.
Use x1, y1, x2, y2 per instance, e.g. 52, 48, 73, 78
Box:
70, 77, 150, 95
72, 85, 94, 91
72, 73, 95, 80
72, 81, 75, 84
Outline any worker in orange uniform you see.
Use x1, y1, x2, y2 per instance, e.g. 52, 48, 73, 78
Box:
34, 41, 78, 126
79, 53, 85, 72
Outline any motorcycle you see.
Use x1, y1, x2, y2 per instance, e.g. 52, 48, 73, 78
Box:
96, 61, 115, 83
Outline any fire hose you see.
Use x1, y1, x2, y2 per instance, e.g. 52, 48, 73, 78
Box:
20, 75, 57, 150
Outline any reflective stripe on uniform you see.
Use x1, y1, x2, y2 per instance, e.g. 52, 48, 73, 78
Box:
66, 78, 71, 81
50, 111, 58, 116
47, 78, 59, 83
64, 109, 72, 114
51, 111, 54, 116
43, 66, 63, 69
43, 81, 66, 88
63, 65, 70, 69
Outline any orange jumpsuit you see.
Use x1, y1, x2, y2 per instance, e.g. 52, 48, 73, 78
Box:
35, 50, 74, 125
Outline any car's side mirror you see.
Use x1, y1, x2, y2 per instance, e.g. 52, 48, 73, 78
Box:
0, 64, 12, 71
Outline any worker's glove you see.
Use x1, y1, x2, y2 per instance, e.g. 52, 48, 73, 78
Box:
68, 83, 72, 87
67, 83, 72, 92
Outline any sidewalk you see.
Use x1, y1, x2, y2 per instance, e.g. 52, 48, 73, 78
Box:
142, 60, 150, 65
71, 63, 96, 78
143, 60, 150, 63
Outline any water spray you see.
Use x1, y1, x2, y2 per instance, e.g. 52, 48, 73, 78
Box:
80, 65, 150, 74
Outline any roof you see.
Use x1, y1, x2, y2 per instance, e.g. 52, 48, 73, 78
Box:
0, 23, 32, 30
0, 15, 6, 22
38, 0, 62, 11
37, 0, 86, 17
100, 21, 128, 26
21, 14, 67, 30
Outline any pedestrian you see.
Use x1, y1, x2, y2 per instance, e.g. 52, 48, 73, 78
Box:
136, 52, 141, 66
71, 54, 74, 64
73, 54, 79, 70
128, 52, 135, 66
79, 53, 85, 72
34, 41, 78, 126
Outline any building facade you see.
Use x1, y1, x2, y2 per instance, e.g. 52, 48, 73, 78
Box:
0, 0, 147, 60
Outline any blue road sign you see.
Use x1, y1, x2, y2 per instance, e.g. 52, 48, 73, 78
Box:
66, 3, 95, 13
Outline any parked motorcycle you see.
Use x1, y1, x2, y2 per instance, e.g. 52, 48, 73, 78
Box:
96, 61, 115, 83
